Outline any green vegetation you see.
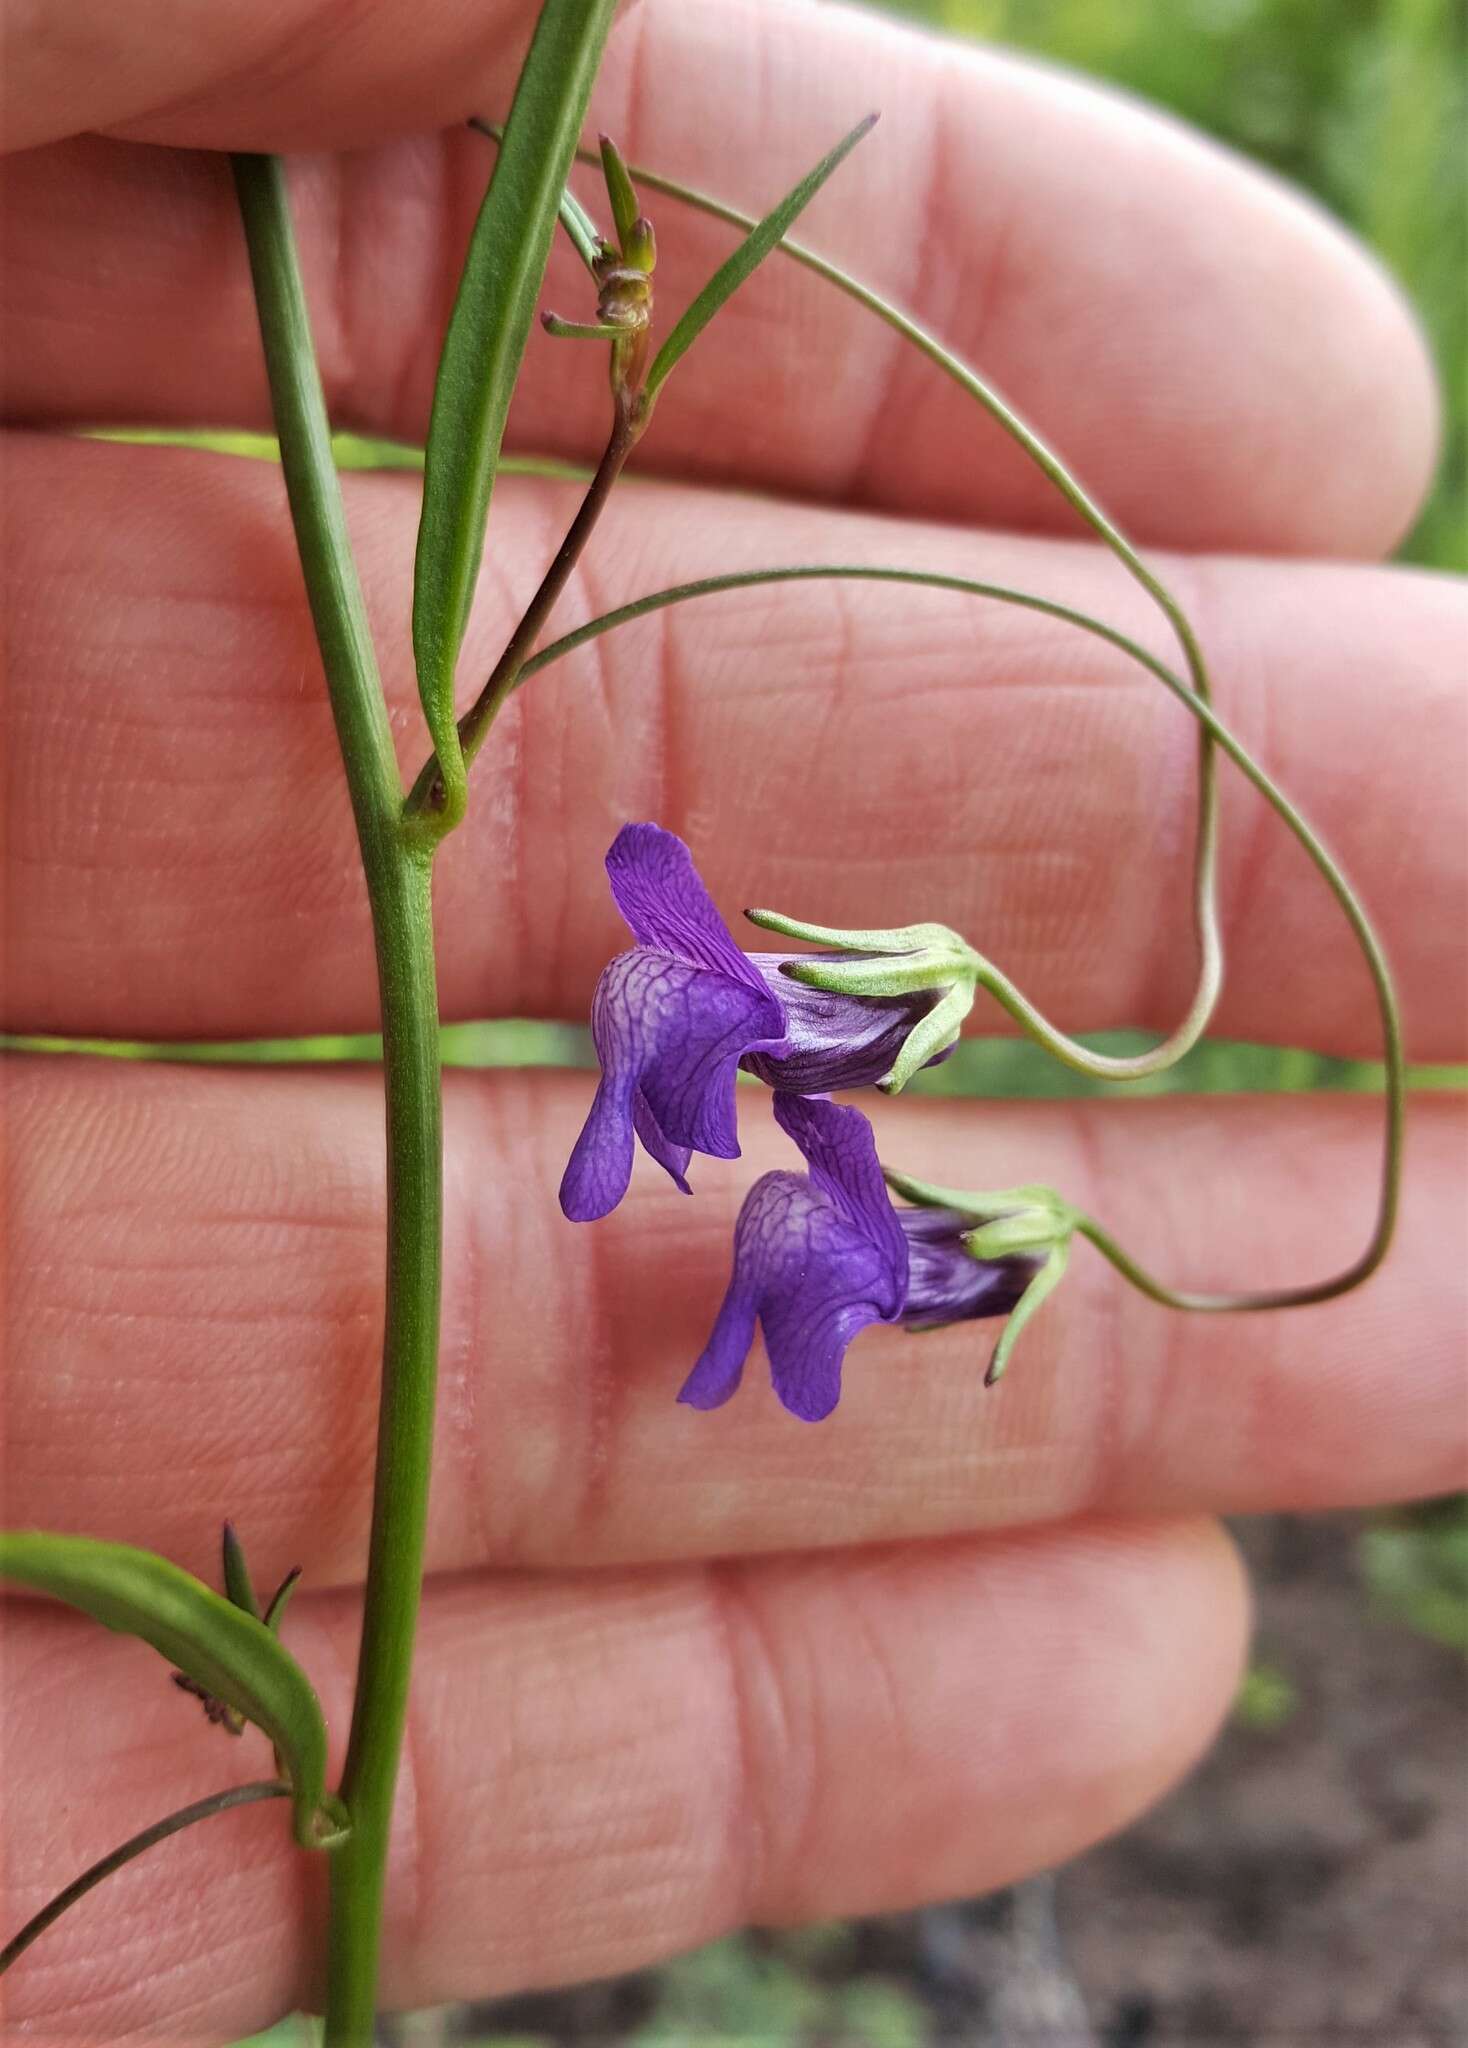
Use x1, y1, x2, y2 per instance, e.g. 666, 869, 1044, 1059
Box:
1361, 1495, 1468, 1651
1233, 1660, 1301, 1730
885, 0, 1466, 573
6, 1026, 1463, 1099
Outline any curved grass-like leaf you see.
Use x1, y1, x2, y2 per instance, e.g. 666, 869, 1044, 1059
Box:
642, 113, 878, 403
0, 1780, 287, 1979
0, 1532, 347, 1849
412, 0, 617, 819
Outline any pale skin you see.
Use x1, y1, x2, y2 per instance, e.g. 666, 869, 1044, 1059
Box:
2, 0, 1467, 2037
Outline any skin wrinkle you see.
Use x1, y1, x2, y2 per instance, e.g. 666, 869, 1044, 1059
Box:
1166, 549, 1282, 1041
4, 1072, 1466, 1574
444, 1100, 494, 1588
571, 1136, 626, 1554
1094, 1095, 1359, 1511
6, 439, 1465, 1050
129, 0, 375, 141
808, 574, 859, 770
701, 1562, 777, 1933
496, 478, 608, 1020
1067, 1099, 1145, 1522
325, 149, 359, 432
619, 0, 656, 226
1204, 1111, 1354, 1506
574, 527, 684, 901
842, 41, 952, 508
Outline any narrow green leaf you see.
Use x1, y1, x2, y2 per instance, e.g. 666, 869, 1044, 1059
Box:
469, 116, 607, 275
0, 1532, 346, 1849
643, 113, 878, 402
599, 133, 640, 251
263, 1565, 303, 1635
412, 0, 617, 815
221, 1521, 261, 1619
0, 1781, 287, 1979
559, 185, 607, 274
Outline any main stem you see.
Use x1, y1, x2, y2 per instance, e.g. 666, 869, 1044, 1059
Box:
232, 154, 444, 2044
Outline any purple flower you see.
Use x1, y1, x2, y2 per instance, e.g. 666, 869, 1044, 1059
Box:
679, 1093, 1037, 1422
559, 825, 942, 1222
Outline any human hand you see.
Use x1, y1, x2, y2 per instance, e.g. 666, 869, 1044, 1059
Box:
3, 0, 1465, 2038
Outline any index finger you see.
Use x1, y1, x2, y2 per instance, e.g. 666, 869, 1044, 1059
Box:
0, 0, 1437, 554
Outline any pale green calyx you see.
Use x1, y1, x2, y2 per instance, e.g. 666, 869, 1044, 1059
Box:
883, 1170, 1078, 1385
744, 908, 983, 1092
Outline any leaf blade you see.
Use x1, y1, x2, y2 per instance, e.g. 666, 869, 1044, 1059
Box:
599, 133, 640, 250
411, 0, 618, 812
643, 113, 878, 402
0, 1531, 345, 1848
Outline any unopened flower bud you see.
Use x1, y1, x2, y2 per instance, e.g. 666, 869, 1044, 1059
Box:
884, 1171, 1078, 1384
624, 215, 656, 274
744, 908, 982, 1091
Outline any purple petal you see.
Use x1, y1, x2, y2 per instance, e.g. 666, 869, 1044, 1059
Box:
559, 1071, 635, 1222
899, 1208, 1039, 1328
742, 957, 939, 1093
677, 1266, 759, 1410
560, 948, 775, 1219
680, 1156, 908, 1423
605, 824, 779, 1012
632, 1089, 691, 1195
771, 1093, 909, 1294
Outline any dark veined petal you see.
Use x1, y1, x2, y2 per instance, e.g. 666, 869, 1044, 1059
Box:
559, 949, 776, 1220
772, 1092, 909, 1283
680, 1099, 908, 1422
678, 1171, 906, 1422
605, 823, 782, 1011
899, 1207, 1039, 1329
742, 955, 941, 1092
676, 1231, 763, 1413
632, 1088, 692, 1195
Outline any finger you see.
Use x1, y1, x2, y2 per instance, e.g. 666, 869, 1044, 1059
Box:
6, 1055, 1462, 1584
1, 4, 1436, 552
0, 1515, 1246, 2039
5, 436, 1464, 1057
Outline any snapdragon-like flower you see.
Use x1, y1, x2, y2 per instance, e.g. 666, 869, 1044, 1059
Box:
679, 1093, 1037, 1421
559, 824, 946, 1221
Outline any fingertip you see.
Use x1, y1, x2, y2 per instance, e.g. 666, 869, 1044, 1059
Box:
1268, 219, 1442, 559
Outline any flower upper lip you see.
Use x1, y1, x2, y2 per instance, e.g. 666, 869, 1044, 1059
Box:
558, 824, 945, 1222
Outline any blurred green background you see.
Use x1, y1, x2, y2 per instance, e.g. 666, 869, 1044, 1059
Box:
882, 0, 1466, 575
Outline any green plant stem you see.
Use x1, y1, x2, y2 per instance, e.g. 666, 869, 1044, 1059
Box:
510, 562, 1403, 1310
0, 1781, 288, 1978
232, 154, 445, 2045
405, 404, 638, 819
